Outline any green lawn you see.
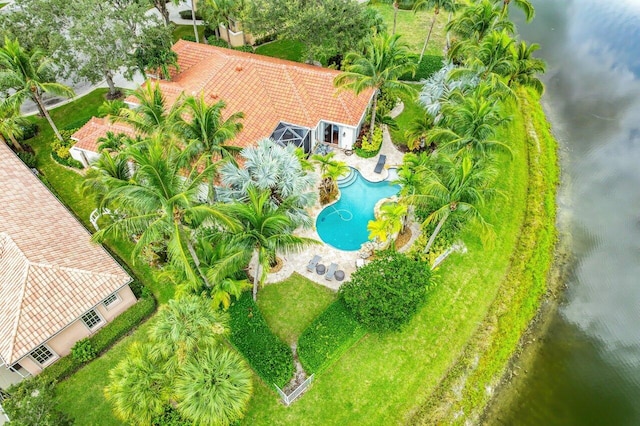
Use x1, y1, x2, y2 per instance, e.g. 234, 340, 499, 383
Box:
389, 85, 426, 147
172, 24, 205, 43
370, 3, 448, 55
254, 39, 305, 63
257, 274, 336, 344
0, 3, 7, 9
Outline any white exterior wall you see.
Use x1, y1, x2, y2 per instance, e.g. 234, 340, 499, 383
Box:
339, 126, 356, 150
69, 146, 101, 168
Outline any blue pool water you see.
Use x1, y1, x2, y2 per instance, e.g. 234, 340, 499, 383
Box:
316, 169, 400, 251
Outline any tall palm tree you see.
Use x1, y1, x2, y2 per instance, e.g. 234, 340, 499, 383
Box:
148, 295, 229, 372
0, 103, 27, 151
495, 0, 534, 22
405, 113, 433, 151
509, 40, 546, 95
312, 151, 349, 203
104, 343, 168, 425
92, 136, 236, 290
228, 185, 318, 301
334, 33, 417, 141
174, 346, 253, 425
411, 153, 497, 254
0, 37, 74, 142
117, 82, 184, 136
412, 0, 458, 62
446, 0, 513, 44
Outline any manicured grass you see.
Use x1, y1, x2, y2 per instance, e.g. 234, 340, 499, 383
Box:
0, 3, 7, 9
257, 273, 336, 344
254, 39, 305, 63
237, 90, 541, 425
172, 24, 205, 43
389, 85, 426, 147
369, 3, 448, 55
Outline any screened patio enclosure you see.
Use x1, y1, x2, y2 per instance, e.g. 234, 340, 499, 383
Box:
271, 122, 312, 154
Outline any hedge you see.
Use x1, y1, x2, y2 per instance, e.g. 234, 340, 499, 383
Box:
228, 292, 294, 388
40, 295, 156, 382
297, 298, 366, 374
402, 54, 445, 81
178, 9, 203, 20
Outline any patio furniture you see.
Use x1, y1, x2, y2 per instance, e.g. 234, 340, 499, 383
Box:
325, 263, 338, 281
374, 154, 387, 174
316, 263, 326, 275
334, 270, 345, 281
307, 255, 321, 272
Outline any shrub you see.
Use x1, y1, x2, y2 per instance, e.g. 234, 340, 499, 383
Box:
228, 292, 294, 388
179, 9, 203, 20
71, 338, 97, 362
207, 36, 228, 47
340, 251, 433, 332
41, 296, 156, 382
17, 151, 37, 168
253, 32, 278, 46
4, 376, 73, 426
234, 45, 254, 53
180, 35, 197, 42
18, 122, 38, 141
50, 128, 84, 169
298, 298, 366, 374
361, 126, 383, 152
401, 54, 444, 81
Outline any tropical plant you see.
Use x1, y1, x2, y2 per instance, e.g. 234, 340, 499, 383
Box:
334, 33, 417, 141
218, 138, 316, 228
147, 295, 228, 372
312, 151, 349, 204
0, 102, 27, 151
405, 113, 433, 151
0, 37, 74, 142
446, 0, 513, 44
367, 202, 407, 250
116, 82, 184, 136
418, 61, 478, 120
409, 153, 498, 254
509, 40, 546, 95
201, 0, 244, 47
228, 185, 318, 300
3, 376, 73, 426
104, 343, 168, 425
412, 0, 458, 62
495, 0, 534, 22
173, 346, 253, 425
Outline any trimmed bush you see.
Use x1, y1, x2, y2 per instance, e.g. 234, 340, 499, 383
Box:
179, 9, 203, 20
180, 35, 197, 42
207, 36, 228, 47
71, 338, 97, 362
340, 251, 433, 332
41, 296, 156, 382
228, 292, 294, 388
298, 298, 366, 374
50, 128, 84, 169
17, 151, 37, 168
402, 54, 445, 81
18, 122, 38, 141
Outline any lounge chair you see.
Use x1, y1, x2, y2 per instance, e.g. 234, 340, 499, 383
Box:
307, 255, 321, 272
374, 154, 386, 174
325, 263, 338, 281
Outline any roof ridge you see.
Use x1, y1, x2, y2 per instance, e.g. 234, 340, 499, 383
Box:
280, 65, 314, 126
5, 251, 32, 366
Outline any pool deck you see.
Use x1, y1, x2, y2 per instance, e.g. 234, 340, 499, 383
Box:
260, 122, 415, 291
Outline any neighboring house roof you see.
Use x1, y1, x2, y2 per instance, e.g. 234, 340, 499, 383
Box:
73, 40, 374, 154
71, 117, 136, 154
0, 143, 132, 365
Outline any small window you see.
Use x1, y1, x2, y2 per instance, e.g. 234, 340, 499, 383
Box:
103, 293, 119, 308
30, 345, 54, 365
81, 309, 102, 329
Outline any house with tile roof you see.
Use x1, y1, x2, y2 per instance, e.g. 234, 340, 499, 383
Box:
69, 40, 374, 167
0, 142, 136, 389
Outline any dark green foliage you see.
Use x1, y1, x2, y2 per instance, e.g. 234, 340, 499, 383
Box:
18, 121, 38, 141
207, 36, 229, 48
228, 292, 294, 388
234, 45, 254, 53
133, 24, 178, 80
297, 298, 366, 374
71, 338, 97, 362
180, 35, 197, 42
179, 9, 203, 20
41, 296, 156, 382
354, 147, 378, 158
340, 251, 433, 332
402, 54, 445, 81
3, 376, 73, 426
152, 407, 191, 426
17, 150, 37, 168
50, 128, 84, 168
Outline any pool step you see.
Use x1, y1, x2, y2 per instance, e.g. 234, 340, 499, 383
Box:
337, 168, 357, 187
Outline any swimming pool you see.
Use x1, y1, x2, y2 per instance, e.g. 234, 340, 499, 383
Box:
316, 168, 400, 251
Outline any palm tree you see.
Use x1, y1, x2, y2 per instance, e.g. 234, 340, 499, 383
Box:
334, 33, 417, 141
446, 0, 513, 44
367, 202, 407, 250
495, 0, 534, 22
174, 346, 253, 425
0, 103, 27, 151
148, 295, 228, 372
429, 89, 511, 157
413, 0, 458, 62
117, 82, 184, 136
0, 37, 74, 142
104, 343, 168, 425
410, 153, 497, 254
312, 151, 349, 203
82, 150, 132, 207
228, 185, 318, 301
509, 40, 546, 95
405, 113, 433, 151
92, 136, 237, 290
189, 0, 201, 43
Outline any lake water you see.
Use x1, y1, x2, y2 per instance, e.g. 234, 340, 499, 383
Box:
490, 1, 640, 424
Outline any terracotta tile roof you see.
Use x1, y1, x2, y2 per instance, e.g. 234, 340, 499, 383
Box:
0, 143, 132, 365
81, 40, 375, 152
71, 117, 136, 153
